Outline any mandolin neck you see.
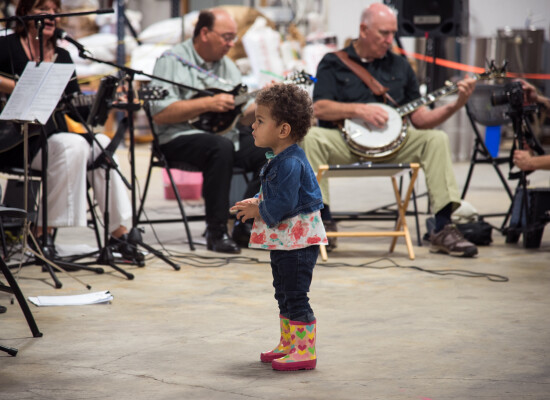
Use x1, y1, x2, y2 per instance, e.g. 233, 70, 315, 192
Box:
234, 90, 259, 107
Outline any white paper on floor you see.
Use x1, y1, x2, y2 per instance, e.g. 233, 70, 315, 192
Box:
28, 290, 113, 306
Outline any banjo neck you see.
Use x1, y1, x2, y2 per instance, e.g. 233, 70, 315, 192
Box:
396, 73, 485, 117
396, 81, 460, 117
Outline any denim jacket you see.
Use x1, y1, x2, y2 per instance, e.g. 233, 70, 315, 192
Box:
258, 144, 323, 227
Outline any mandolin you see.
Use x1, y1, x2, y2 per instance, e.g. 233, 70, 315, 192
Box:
189, 70, 316, 134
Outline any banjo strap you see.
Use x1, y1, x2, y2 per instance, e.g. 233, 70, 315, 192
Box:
334, 50, 399, 107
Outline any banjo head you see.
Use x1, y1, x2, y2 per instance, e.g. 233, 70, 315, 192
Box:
341, 103, 407, 159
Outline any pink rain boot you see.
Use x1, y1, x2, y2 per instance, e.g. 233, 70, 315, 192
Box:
260, 315, 291, 362
272, 319, 316, 371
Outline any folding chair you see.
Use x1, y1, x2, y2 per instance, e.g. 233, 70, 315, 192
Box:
316, 162, 420, 261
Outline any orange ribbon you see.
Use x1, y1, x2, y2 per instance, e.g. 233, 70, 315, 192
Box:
394, 46, 550, 80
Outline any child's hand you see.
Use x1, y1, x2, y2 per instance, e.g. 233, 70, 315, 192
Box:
230, 198, 260, 222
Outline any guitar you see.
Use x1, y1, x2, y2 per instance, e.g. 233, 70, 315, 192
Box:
188, 70, 316, 134
0, 120, 42, 154
0, 94, 94, 153
340, 66, 505, 160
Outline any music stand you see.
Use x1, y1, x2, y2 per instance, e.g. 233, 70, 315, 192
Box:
0, 62, 106, 289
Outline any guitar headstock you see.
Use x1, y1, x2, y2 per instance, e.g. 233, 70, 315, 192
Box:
138, 86, 169, 101
283, 70, 317, 87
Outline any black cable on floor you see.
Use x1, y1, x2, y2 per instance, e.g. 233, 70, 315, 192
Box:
317, 257, 509, 282
164, 250, 509, 282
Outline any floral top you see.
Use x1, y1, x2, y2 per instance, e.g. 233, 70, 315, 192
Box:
249, 190, 328, 250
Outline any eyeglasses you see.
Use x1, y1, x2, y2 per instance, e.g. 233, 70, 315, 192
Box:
209, 29, 238, 44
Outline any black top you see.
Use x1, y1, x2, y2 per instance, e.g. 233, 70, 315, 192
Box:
0, 34, 82, 167
313, 43, 421, 129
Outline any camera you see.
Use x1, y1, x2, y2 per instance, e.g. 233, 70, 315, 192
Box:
491, 81, 524, 109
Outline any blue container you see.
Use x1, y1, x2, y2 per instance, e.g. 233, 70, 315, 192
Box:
485, 126, 501, 158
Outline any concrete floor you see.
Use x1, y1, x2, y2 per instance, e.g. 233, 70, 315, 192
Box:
1, 144, 549, 400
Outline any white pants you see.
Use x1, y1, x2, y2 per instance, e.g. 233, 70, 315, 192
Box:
30, 133, 132, 234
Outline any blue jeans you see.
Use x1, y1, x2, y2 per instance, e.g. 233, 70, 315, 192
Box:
270, 245, 318, 323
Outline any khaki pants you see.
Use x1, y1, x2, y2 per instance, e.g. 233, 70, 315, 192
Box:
301, 126, 461, 215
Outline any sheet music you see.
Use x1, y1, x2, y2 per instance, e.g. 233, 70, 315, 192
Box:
28, 290, 114, 306
0, 61, 74, 125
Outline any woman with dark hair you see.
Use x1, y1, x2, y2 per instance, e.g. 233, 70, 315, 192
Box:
0, 0, 134, 260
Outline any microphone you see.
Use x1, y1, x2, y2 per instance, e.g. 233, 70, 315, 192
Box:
54, 28, 87, 54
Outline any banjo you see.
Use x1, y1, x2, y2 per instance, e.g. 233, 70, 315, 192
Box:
340, 67, 503, 160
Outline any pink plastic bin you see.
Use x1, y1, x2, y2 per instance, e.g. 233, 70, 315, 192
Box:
162, 169, 203, 200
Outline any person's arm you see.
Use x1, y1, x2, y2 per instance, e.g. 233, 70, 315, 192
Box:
0, 75, 16, 94
409, 77, 476, 129
0, 36, 17, 94
313, 99, 390, 129
513, 150, 550, 171
518, 79, 550, 110
149, 50, 237, 125
312, 52, 391, 128
152, 92, 236, 125
258, 160, 302, 227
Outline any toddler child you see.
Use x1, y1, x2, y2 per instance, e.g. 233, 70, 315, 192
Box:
231, 84, 327, 371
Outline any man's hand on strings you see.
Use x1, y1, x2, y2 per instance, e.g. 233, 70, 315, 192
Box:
357, 103, 389, 129
454, 76, 476, 108
209, 93, 235, 112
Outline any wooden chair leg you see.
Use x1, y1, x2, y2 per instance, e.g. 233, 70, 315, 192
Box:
319, 244, 328, 261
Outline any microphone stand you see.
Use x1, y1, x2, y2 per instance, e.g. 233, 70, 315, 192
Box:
73, 51, 211, 271
0, 8, 115, 25
0, 11, 114, 288
60, 97, 137, 279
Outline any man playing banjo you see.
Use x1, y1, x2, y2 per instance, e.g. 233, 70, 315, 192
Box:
302, 3, 478, 257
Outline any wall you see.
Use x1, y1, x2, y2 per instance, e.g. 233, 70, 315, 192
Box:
127, 0, 241, 34
326, 0, 550, 46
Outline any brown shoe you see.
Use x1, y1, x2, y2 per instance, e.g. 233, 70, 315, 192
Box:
429, 224, 478, 257
323, 220, 338, 252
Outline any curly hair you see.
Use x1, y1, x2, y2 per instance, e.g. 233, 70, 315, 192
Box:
255, 84, 313, 143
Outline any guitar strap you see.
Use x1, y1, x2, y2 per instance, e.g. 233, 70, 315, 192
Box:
162, 51, 234, 86
334, 50, 398, 107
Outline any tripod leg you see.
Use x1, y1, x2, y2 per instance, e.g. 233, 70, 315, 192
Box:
0, 344, 18, 356
97, 246, 134, 280
41, 262, 63, 289
52, 259, 105, 275
128, 227, 180, 271
107, 262, 135, 280
0, 258, 42, 338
